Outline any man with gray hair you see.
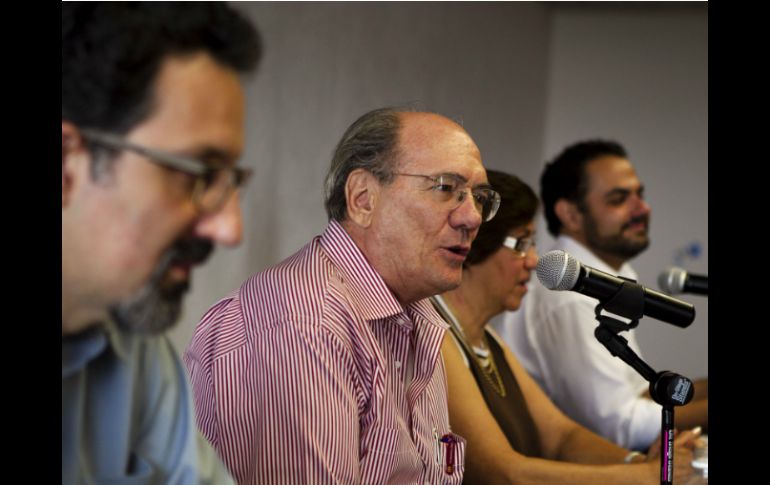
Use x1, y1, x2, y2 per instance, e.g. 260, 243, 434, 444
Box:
186, 107, 501, 483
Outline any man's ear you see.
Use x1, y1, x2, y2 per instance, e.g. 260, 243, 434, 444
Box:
554, 198, 583, 233
62, 121, 88, 208
344, 168, 379, 228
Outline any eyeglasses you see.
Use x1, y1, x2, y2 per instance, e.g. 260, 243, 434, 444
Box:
502, 235, 536, 257
392, 172, 501, 222
80, 128, 252, 214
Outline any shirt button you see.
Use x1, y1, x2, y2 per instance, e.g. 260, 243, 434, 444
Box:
395, 361, 401, 369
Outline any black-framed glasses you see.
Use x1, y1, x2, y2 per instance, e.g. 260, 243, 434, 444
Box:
392, 172, 501, 222
502, 235, 536, 257
80, 128, 252, 214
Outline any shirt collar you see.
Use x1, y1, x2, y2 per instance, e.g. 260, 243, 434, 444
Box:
319, 220, 448, 331
62, 325, 108, 378
555, 234, 639, 281
61, 318, 132, 378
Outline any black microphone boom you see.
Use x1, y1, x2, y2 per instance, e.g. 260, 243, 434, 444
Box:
536, 250, 695, 328
658, 267, 708, 296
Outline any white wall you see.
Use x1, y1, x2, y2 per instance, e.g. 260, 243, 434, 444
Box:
170, 2, 707, 382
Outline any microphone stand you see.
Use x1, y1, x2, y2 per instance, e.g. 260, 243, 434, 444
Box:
591, 278, 695, 485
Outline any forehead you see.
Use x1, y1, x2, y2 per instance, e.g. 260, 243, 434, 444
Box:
396, 113, 486, 181
584, 155, 641, 194
128, 52, 245, 156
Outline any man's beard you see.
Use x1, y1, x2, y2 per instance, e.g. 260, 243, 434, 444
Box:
584, 213, 650, 260
110, 237, 213, 335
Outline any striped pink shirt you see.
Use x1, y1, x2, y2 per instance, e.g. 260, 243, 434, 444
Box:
185, 220, 466, 484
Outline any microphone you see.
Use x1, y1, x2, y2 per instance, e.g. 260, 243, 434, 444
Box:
658, 267, 708, 296
536, 250, 695, 328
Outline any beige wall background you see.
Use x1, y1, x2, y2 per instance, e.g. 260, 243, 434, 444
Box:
170, 2, 707, 381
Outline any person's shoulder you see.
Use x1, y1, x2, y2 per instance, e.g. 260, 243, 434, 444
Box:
125, 331, 178, 364
524, 276, 589, 310
242, 236, 331, 302
515, 281, 598, 340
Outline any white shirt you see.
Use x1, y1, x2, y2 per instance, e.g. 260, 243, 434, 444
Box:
492, 235, 661, 450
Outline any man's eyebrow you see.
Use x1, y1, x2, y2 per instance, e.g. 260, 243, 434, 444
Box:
439, 171, 468, 182
442, 172, 493, 188
603, 184, 644, 199
603, 187, 631, 198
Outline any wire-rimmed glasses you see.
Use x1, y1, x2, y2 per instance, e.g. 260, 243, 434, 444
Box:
392, 172, 501, 222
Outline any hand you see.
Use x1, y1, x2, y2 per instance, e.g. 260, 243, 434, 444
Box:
646, 435, 662, 459
644, 427, 704, 484
674, 426, 703, 450
647, 426, 703, 458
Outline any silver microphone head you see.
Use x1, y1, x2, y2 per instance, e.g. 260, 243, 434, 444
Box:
658, 267, 687, 294
536, 250, 581, 291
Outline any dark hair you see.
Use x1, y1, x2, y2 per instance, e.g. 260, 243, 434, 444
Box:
324, 107, 404, 222
62, 2, 262, 135
464, 170, 538, 267
540, 140, 627, 237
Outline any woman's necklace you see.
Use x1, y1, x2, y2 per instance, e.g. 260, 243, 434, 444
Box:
432, 295, 507, 397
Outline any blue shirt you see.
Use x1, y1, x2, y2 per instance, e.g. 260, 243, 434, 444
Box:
62, 320, 234, 484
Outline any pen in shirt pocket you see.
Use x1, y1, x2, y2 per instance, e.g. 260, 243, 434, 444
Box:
433, 427, 441, 465
440, 433, 457, 475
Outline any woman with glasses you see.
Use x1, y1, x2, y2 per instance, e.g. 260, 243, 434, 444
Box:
432, 170, 701, 484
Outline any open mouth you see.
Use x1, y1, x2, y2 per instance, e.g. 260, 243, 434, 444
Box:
166, 262, 193, 282
624, 217, 649, 232
445, 246, 470, 258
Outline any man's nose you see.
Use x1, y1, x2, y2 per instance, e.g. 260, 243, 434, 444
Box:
450, 189, 483, 231
633, 195, 651, 218
192, 191, 244, 247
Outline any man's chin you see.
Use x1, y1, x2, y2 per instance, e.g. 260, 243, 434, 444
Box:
110, 283, 188, 335
109, 237, 207, 335
622, 229, 647, 240
436, 271, 464, 294
617, 238, 650, 259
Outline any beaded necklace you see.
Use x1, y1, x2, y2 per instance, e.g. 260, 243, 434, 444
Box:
432, 295, 507, 397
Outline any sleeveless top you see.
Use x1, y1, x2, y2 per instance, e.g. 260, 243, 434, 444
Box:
432, 297, 543, 457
